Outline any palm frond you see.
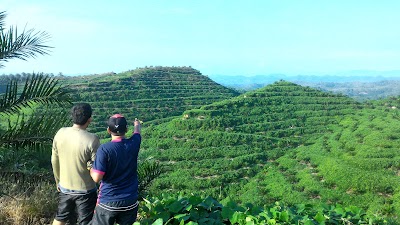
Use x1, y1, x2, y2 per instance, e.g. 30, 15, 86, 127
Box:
0, 25, 52, 67
0, 11, 6, 29
0, 73, 72, 115
138, 159, 163, 198
0, 108, 70, 148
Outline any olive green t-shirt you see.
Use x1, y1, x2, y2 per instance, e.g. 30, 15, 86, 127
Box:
51, 127, 100, 191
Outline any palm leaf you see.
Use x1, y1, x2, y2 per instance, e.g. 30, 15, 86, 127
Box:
0, 25, 52, 67
138, 159, 163, 198
0, 11, 6, 29
0, 108, 70, 148
0, 73, 72, 115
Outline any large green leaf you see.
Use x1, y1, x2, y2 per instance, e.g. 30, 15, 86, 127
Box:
151, 218, 163, 225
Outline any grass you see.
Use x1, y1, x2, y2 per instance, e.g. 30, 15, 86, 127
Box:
0, 180, 57, 225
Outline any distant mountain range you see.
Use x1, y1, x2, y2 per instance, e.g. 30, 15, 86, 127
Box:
209, 73, 400, 86
208, 74, 400, 101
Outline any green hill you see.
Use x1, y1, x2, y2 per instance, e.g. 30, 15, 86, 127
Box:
62, 66, 240, 137
2, 69, 400, 222
139, 80, 400, 217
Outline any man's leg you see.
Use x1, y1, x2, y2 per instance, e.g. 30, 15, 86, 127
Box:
91, 205, 116, 225
115, 206, 138, 225
75, 192, 97, 225
53, 192, 74, 225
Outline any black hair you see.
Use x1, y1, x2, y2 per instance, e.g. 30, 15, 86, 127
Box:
71, 103, 92, 125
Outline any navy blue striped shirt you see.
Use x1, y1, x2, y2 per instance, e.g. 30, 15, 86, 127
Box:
92, 133, 141, 204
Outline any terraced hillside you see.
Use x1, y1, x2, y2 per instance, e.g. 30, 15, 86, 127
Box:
285, 101, 400, 217
63, 67, 240, 137
140, 81, 400, 217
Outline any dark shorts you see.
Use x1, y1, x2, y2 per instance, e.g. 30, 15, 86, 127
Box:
91, 200, 138, 225
54, 191, 97, 225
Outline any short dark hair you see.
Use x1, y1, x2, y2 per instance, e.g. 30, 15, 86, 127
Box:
71, 103, 92, 125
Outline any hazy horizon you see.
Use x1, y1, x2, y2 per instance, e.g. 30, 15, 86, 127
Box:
3, 68, 400, 78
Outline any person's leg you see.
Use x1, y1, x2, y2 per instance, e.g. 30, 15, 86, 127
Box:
53, 192, 75, 225
91, 205, 116, 225
75, 192, 97, 225
115, 207, 138, 225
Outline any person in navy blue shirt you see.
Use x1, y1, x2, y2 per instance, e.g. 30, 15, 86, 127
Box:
90, 114, 141, 225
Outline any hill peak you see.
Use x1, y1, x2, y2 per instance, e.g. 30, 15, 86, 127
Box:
65, 66, 239, 136
141, 81, 360, 203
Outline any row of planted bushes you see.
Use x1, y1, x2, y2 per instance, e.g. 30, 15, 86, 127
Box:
136, 194, 394, 224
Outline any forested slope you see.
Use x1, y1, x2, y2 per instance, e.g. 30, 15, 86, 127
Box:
140, 80, 400, 217
62, 66, 240, 137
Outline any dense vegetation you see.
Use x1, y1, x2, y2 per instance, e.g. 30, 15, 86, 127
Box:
1, 66, 400, 224
136, 79, 400, 220
136, 194, 390, 224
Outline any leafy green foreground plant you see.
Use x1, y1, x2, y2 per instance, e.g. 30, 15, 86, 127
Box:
0, 74, 72, 175
138, 159, 163, 199
136, 194, 392, 225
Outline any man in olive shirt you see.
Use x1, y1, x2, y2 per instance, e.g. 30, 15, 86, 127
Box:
51, 103, 100, 225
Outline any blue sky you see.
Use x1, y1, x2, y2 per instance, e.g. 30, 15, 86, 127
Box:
1, 0, 400, 76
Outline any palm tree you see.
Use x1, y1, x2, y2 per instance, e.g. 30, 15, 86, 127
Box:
138, 159, 163, 199
0, 10, 71, 185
